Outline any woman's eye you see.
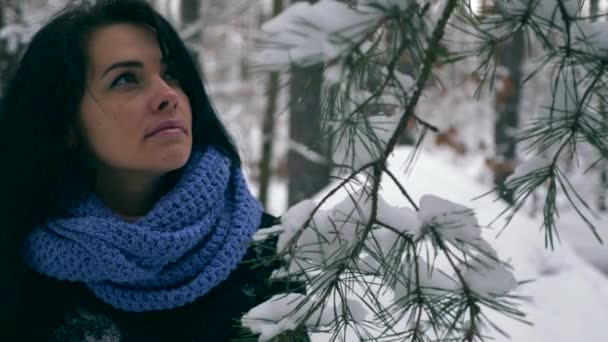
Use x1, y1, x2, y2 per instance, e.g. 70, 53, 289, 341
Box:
110, 72, 137, 88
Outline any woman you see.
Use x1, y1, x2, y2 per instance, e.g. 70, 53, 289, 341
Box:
0, 0, 305, 340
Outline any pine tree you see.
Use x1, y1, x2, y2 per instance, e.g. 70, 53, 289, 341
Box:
242, 1, 608, 341
259, 0, 283, 208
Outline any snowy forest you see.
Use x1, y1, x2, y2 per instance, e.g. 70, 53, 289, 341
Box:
2, 0, 608, 341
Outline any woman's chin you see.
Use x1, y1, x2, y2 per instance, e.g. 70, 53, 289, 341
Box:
149, 144, 192, 172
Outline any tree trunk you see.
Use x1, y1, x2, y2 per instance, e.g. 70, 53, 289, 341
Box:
180, 0, 201, 64
287, 0, 329, 207
181, 0, 200, 25
0, 0, 21, 94
258, 0, 282, 208
494, 28, 525, 204
590, 0, 600, 19
288, 62, 329, 206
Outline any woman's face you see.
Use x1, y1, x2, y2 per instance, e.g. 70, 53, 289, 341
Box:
76, 23, 192, 178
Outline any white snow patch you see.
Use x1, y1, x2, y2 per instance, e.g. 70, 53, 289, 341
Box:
394, 258, 459, 299
257, 0, 384, 70
419, 194, 482, 247
242, 293, 368, 341
458, 253, 518, 297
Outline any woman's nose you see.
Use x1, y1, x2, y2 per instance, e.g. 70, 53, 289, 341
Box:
150, 79, 178, 113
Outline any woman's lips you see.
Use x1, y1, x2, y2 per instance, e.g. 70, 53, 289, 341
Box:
146, 119, 187, 138
146, 127, 186, 138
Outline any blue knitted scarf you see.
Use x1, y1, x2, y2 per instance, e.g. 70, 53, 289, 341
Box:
22, 146, 263, 312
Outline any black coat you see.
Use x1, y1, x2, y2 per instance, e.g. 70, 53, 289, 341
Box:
16, 213, 307, 342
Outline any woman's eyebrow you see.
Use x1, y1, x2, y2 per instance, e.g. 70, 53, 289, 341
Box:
102, 60, 143, 77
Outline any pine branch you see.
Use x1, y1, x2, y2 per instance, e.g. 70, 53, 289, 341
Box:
384, 0, 459, 156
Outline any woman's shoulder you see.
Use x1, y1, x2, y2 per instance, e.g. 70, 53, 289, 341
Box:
18, 269, 108, 341
18, 265, 265, 341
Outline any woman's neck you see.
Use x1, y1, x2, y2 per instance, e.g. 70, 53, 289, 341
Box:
94, 169, 169, 218
118, 213, 143, 223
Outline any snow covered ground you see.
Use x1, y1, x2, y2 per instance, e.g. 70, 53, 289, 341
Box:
263, 146, 608, 341
557, 212, 608, 276
385, 147, 608, 341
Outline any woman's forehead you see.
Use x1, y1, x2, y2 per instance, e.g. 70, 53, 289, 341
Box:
86, 23, 162, 77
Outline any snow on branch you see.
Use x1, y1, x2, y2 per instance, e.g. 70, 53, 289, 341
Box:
255, 0, 384, 70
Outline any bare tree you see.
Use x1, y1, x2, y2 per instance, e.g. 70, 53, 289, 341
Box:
181, 0, 200, 25
179, 0, 202, 66
286, 1, 330, 207
0, 0, 24, 94
258, 0, 282, 208
590, 0, 600, 19
493, 27, 524, 204
288, 62, 330, 206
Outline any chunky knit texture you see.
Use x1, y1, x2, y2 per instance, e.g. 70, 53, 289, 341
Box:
22, 146, 263, 312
